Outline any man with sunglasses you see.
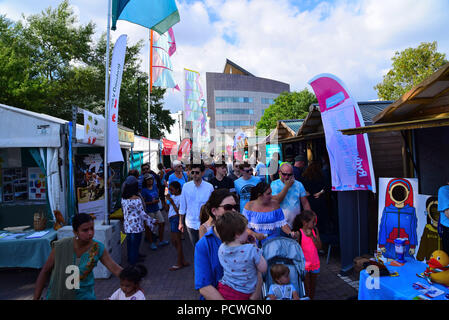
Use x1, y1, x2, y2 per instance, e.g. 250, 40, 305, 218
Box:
178, 162, 214, 247
234, 162, 261, 212
271, 162, 311, 229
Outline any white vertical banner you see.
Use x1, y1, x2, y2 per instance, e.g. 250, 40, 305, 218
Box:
107, 34, 127, 163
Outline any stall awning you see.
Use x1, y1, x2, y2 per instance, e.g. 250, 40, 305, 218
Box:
373, 62, 449, 124
340, 115, 449, 135
0, 104, 64, 148
341, 62, 449, 136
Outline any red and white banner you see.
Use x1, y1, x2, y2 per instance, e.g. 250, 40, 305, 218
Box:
308, 73, 376, 193
162, 138, 178, 156
107, 34, 127, 163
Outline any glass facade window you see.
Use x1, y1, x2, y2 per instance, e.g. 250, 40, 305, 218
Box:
216, 108, 254, 115
261, 98, 274, 104
215, 96, 254, 103
216, 120, 254, 127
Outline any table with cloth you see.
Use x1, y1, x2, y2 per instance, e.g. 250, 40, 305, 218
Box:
0, 228, 57, 268
358, 257, 449, 300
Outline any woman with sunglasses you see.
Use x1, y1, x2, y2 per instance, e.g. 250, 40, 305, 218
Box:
194, 189, 264, 300
243, 181, 299, 246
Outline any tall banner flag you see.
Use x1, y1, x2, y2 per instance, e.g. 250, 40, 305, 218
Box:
151, 28, 179, 91
112, 0, 180, 34
107, 34, 127, 163
308, 74, 376, 193
184, 68, 204, 122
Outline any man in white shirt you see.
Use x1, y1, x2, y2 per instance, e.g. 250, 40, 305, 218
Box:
178, 162, 214, 247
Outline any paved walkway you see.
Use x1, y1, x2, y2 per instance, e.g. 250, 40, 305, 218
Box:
0, 211, 358, 300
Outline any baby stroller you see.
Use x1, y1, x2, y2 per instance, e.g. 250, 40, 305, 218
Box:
261, 236, 309, 300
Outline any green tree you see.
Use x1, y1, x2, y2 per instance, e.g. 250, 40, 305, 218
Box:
0, 1, 174, 139
375, 41, 448, 100
256, 89, 317, 132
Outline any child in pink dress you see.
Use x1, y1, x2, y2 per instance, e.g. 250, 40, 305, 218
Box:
294, 210, 322, 299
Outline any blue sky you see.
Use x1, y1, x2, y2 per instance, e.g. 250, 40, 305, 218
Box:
1, 0, 449, 114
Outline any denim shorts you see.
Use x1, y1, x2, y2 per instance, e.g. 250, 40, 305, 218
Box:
169, 215, 180, 233
307, 268, 320, 274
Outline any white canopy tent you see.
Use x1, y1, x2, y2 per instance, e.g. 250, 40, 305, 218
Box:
133, 135, 161, 172
0, 104, 67, 222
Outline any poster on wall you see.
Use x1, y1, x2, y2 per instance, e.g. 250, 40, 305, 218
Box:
377, 178, 442, 262
28, 167, 46, 200
75, 154, 105, 221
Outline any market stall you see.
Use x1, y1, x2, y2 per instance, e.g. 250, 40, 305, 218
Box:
0, 104, 66, 268
341, 62, 449, 299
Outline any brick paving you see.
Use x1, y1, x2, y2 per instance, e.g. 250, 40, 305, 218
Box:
0, 210, 358, 300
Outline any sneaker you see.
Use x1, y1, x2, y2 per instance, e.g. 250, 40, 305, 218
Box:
158, 240, 169, 247
151, 243, 157, 251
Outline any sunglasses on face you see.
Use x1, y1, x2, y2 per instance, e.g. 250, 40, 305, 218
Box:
243, 169, 252, 173
281, 171, 293, 177
191, 171, 201, 175
219, 204, 239, 211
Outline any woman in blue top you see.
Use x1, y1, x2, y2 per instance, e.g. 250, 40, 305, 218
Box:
194, 189, 264, 300
33, 213, 122, 300
243, 182, 299, 246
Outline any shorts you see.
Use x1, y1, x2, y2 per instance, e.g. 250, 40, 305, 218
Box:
306, 268, 320, 274
149, 210, 165, 223
169, 215, 180, 233
217, 282, 252, 300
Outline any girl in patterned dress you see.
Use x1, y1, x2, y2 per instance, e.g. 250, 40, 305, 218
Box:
121, 176, 157, 265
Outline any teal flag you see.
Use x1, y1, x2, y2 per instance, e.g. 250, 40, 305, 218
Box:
112, 0, 180, 34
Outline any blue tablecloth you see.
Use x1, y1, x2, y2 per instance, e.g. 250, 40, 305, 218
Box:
358, 258, 449, 300
0, 228, 57, 269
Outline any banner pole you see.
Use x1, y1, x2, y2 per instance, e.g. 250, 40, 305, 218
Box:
148, 29, 153, 169
104, 0, 112, 225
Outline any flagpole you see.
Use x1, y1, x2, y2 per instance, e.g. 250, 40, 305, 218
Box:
148, 29, 153, 170
104, 0, 112, 225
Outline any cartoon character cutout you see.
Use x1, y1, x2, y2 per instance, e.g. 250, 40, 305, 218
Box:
378, 178, 418, 260
416, 197, 442, 262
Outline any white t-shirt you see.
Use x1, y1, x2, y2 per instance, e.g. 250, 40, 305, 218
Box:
168, 194, 181, 219
109, 288, 146, 300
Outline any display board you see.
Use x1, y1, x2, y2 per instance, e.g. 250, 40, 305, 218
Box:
75, 154, 105, 220
28, 167, 46, 200
377, 178, 443, 262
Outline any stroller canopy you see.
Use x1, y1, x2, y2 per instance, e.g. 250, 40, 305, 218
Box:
262, 237, 306, 272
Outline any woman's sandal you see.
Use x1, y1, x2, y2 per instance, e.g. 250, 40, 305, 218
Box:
169, 265, 184, 271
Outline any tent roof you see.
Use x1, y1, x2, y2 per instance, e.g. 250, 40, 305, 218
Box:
0, 103, 67, 125
278, 101, 393, 143
341, 63, 449, 136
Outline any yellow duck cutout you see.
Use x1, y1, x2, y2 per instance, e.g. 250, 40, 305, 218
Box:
428, 250, 449, 287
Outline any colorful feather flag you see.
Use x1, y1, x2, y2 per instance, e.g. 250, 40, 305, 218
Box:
112, 0, 180, 34
150, 28, 179, 91
184, 68, 204, 122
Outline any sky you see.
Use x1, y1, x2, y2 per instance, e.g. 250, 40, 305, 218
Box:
1, 0, 449, 113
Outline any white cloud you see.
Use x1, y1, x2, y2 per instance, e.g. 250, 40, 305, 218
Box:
1, 0, 448, 113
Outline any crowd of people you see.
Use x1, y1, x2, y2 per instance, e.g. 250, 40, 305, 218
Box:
34, 153, 334, 300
